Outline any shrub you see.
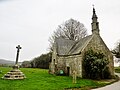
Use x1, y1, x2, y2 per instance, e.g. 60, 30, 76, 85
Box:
30, 52, 52, 69
83, 49, 110, 79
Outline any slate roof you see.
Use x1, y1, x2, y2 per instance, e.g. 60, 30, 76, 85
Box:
56, 37, 75, 55
55, 35, 92, 56
68, 35, 92, 55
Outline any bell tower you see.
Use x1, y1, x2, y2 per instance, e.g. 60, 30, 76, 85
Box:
91, 7, 100, 35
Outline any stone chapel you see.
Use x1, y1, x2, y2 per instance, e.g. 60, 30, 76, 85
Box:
49, 8, 114, 77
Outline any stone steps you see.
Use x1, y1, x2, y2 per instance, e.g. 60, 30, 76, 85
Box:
2, 65, 26, 80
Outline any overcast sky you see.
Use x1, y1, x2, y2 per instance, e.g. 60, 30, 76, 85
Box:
0, 0, 120, 62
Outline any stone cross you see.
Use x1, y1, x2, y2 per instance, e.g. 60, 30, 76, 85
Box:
15, 45, 22, 65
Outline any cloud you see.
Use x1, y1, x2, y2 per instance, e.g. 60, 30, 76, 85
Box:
0, 0, 120, 61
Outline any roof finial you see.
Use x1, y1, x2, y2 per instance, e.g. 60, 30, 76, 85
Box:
92, 4, 94, 8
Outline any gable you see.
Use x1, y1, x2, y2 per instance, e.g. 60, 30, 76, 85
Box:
83, 34, 112, 55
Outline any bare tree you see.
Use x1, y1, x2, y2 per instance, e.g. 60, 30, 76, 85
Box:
112, 40, 120, 55
112, 40, 120, 64
49, 18, 88, 51
115, 42, 120, 54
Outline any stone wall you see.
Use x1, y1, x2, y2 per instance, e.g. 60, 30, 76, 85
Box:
55, 55, 82, 77
81, 34, 114, 76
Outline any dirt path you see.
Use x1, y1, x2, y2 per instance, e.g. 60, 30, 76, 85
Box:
92, 73, 120, 90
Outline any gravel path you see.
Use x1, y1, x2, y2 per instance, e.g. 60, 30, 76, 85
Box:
92, 73, 120, 90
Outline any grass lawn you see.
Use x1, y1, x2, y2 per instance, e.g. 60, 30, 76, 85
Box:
115, 67, 120, 73
0, 67, 113, 90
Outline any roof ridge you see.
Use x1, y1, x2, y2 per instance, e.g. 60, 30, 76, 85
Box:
67, 35, 92, 55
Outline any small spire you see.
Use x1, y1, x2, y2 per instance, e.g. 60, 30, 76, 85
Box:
92, 5, 97, 19
91, 6, 99, 35
92, 4, 95, 13
93, 7, 95, 14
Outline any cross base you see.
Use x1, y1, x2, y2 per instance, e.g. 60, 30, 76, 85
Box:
2, 65, 26, 80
